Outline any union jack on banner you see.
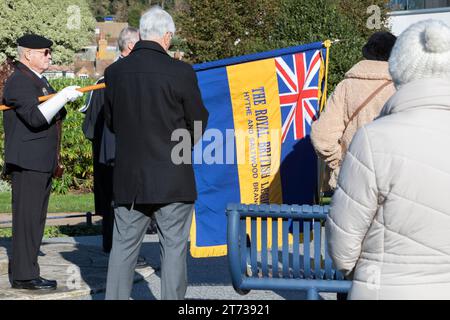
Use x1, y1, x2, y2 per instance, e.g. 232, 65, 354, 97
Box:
276, 51, 322, 143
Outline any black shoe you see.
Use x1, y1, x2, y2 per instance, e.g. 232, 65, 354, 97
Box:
136, 256, 148, 269
12, 277, 57, 290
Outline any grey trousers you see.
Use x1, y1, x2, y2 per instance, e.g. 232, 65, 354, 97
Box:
105, 202, 194, 300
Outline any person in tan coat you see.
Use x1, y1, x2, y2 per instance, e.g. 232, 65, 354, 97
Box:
311, 32, 397, 189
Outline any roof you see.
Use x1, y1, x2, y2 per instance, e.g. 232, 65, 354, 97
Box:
47, 64, 75, 72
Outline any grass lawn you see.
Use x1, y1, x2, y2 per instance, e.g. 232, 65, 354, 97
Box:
0, 192, 94, 214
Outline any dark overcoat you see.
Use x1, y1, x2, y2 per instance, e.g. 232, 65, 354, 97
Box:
104, 41, 209, 204
2, 62, 66, 173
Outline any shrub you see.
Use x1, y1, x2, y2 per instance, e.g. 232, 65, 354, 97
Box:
50, 78, 95, 194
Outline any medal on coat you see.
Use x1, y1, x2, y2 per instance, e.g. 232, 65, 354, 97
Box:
42, 87, 49, 96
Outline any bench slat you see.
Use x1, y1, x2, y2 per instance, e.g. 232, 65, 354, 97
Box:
272, 218, 279, 278
292, 220, 300, 278
282, 219, 290, 277
324, 229, 334, 280
240, 218, 248, 276
303, 221, 311, 279
261, 217, 268, 277
251, 217, 258, 277
314, 220, 322, 279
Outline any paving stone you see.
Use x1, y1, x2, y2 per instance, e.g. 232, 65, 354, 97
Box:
0, 241, 154, 300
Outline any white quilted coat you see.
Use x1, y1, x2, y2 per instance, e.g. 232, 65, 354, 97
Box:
326, 78, 450, 300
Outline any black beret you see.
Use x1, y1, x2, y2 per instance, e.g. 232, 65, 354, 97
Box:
362, 31, 397, 62
16, 34, 53, 49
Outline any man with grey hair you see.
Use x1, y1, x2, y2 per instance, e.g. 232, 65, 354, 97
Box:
82, 27, 152, 257
104, 6, 209, 300
117, 27, 140, 57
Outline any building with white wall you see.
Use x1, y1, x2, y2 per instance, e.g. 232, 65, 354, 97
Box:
388, 0, 450, 35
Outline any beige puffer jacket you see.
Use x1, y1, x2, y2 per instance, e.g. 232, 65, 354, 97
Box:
310, 60, 396, 189
326, 78, 450, 300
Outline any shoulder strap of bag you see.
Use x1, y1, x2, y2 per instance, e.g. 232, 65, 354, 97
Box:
342, 80, 392, 134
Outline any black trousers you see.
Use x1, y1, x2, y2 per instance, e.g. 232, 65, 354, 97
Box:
10, 168, 52, 281
92, 143, 114, 253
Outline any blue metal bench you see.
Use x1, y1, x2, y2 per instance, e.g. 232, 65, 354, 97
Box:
226, 203, 351, 300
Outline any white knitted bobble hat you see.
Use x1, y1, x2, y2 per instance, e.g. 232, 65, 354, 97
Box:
389, 19, 450, 88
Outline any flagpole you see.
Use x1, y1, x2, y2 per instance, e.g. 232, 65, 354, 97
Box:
317, 39, 333, 204
0, 83, 106, 111
320, 39, 332, 112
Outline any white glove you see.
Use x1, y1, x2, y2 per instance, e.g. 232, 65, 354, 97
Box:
63, 85, 83, 102
38, 86, 83, 124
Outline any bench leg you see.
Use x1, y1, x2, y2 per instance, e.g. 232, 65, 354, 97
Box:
306, 288, 320, 300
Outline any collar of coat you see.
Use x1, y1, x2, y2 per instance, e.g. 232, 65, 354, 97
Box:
15, 61, 43, 81
380, 78, 450, 117
345, 60, 392, 81
130, 40, 169, 56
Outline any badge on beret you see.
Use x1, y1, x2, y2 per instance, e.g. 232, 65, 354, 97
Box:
16, 34, 53, 49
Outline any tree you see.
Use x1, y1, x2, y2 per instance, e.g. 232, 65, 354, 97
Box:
109, 0, 176, 25
175, 0, 281, 63
0, 0, 96, 65
175, 0, 389, 89
271, 0, 390, 90
88, 0, 112, 21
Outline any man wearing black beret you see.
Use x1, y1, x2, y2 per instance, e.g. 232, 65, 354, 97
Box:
2, 34, 83, 290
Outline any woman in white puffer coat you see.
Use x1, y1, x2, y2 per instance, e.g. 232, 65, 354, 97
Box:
326, 19, 450, 300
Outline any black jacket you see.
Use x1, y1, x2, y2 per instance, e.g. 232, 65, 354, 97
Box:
2, 62, 66, 173
82, 77, 115, 165
104, 41, 209, 204
82, 77, 105, 141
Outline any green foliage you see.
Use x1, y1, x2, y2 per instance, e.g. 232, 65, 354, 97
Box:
52, 224, 102, 237
0, 192, 94, 213
123, 0, 178, 27
175, 0, 389, 90
88, 0, 113, 21
88, 0, 176, 23
128, 7, 143, 28
50, 78, 95, 194
0, 0, 96, 64
175, 0, 281, 63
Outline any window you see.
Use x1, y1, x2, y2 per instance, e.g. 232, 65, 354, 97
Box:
390, 0, 450, 10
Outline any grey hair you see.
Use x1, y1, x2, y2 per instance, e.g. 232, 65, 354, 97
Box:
139, 6, 175, 40
17, 46, 27, 59
117, 27, 140, 52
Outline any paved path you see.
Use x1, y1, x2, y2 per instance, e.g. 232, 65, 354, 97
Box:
0, 212, 101, 228
1, 235, 336, 300
0, 238, 154, 300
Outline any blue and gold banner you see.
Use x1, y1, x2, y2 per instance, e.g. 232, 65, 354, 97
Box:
190, 41, 329, 257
